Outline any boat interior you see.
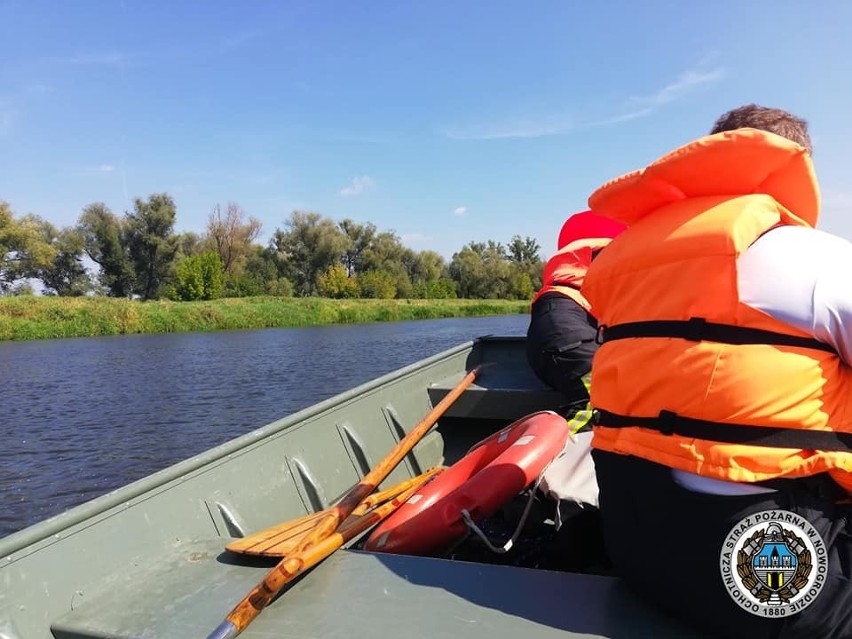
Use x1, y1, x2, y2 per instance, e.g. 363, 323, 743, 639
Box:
1, 337, 710, 639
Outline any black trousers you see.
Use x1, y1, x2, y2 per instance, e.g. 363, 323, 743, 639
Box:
593, 450, 852, 639
526, 293, 598, 403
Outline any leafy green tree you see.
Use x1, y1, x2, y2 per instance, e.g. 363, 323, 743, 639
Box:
125, 193, 179, 300
266, 277, 294, 297
339, 219, 377, 276
404, 249, 452, 299
193, 251, 223, 300
449, 241, 511, 299
430, 278, 458, 299
175, 231, 204, 259
360, 231, 412, 297
507, 234, 544, 294
0, 203, 57, 293
270, 211, 348, 296
38, 224, 91, 296
171, 251, 224, 301
508, 269, 534, 300
317, 263, 359, 298
78, 202, 135, 297
413, 277, 457, 299
507, 235, 541, 263
406, 250, 446, 282
357, 270, 396, 299
224, 245, 294, 297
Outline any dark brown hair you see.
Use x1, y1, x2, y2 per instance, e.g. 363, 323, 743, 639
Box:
710, 104, 812, 154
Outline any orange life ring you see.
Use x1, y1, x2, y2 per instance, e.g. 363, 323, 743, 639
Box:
363, 410, 569, 556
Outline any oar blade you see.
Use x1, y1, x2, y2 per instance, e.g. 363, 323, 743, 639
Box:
225, 510, 330, 556
226, 512, 364, 557
226, 467, 445, 557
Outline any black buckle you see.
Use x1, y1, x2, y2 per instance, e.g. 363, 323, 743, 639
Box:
595, 324, 607, 345
657, 410, 678, 436
685, 317, 707, 342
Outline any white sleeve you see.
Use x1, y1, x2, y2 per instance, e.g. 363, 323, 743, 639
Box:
737, 226, 852, 365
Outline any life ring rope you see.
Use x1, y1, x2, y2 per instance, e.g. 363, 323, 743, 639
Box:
459, 444, 561, 554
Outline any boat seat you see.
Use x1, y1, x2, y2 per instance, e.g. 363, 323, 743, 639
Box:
50, 539, 711, 639
427, 371, 566, 421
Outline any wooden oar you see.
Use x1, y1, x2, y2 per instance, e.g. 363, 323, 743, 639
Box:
208, 478, 427, 639
223, 510, 333, 557
207, 365, 481, 639
225, 466, 444, 557
350, 466, 443, 516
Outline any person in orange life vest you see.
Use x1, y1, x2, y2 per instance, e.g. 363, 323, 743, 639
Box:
582, 104, 852, 638
525, 210, 626, 513
526, 209, 626, 406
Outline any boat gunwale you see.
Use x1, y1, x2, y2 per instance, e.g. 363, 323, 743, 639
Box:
0, 337, 483, 558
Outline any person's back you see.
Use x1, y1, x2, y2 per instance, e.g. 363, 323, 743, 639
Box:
526, 210, 625, 408
524, 210, 625, 519
582, 104, 852, 638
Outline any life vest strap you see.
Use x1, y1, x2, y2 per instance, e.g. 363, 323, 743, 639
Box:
595, 317, 836, 353
594, 409, 852, 452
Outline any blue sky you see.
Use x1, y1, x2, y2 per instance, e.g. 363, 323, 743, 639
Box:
2, 0, 851, 260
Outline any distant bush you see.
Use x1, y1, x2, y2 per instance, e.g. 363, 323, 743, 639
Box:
357, 270, 396, 299
317, 264, 360, 298
170, 252, 224, 301
412, 278, 457, 300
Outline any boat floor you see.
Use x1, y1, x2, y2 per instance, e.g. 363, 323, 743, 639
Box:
51, 536, 709, 639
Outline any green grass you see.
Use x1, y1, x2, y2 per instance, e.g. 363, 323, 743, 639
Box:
0, 296, 529, 341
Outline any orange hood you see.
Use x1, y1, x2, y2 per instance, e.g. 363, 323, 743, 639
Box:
587, 128, 820, 228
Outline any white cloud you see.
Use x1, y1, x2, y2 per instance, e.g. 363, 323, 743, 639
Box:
443, 66, 724, 140
587, 68, 725, 128
339, 175, 375, 197
51, 51, 125, 66
626, 68, 725, 109
453, 206, 467, 217
71, 164, 116, 175
443, 115, 573, 141
587, 108, 654, 127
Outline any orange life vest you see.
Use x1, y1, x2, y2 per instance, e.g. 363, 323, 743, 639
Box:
581, 128, 852, 493
530, 236, 612, 312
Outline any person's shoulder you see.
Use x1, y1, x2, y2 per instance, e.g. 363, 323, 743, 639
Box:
740, 226, 851, 288
752, 225, 849, 253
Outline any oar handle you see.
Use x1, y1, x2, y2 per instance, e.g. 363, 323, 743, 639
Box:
208, 474, 436, 637
207, 621, 239, 639
334, 365, 481, 517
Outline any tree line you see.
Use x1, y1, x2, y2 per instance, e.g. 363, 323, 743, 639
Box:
0, 194, 545, 302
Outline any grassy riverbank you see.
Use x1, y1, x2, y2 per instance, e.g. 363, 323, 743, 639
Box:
0, 296, 529, 341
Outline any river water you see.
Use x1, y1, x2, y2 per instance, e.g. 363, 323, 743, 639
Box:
0, 314, 529, 538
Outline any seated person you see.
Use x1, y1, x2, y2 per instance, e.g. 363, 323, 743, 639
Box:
525, 210, 625, 518
583, 104, 852, 638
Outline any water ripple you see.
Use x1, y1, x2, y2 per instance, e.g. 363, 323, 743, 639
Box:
0, 315, 527, 537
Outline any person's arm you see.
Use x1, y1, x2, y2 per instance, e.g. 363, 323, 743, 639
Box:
738, 225, 852, 365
